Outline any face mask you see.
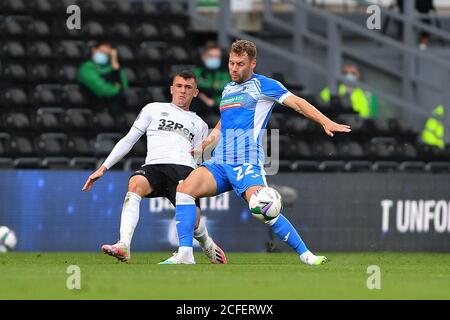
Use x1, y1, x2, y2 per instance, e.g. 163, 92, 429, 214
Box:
93, 51, 109, 65
204, 57, 221, 70
344, 73, 357, 83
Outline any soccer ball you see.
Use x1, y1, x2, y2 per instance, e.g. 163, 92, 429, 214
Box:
249, 187, 283, 221
0, 226, 17, 253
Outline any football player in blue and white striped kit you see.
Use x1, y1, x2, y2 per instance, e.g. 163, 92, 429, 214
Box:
160, 40, 351, 265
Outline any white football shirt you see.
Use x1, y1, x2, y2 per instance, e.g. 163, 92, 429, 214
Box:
102, 102, 208, 169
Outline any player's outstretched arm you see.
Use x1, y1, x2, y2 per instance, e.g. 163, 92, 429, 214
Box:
201, 120, 221, 151
283, 95, 351, 137
82, 165, 107, 191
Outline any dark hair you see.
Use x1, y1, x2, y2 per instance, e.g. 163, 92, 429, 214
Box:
172, 69, 197, 84
93, 40, 112, 49
203, 41, 220, 53
230, 39, 257, 60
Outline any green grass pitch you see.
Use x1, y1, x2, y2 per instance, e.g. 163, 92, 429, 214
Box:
0, 252, 449, 299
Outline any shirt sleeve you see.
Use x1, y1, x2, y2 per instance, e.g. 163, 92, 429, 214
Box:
260, 77, 293, 104
102, 126, 144, 169
132, 104, 153, 134
193, 119, 208, 150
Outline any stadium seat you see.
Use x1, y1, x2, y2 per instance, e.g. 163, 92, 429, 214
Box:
337, 141, 364, 159
145, 87, 167, 103
311, 140, 338, 159
0, 0, 26, 14
41, 157, 71, 169
58, 65, 78, 83
132, 2, 157, 15
1, 88, 28, 106
116, 112, 138, 129
69, 157, 98, 170
130, 139, 147, 157
35, 108, 64, 132
2, 64, 26, 81
397, 142, 418, 160
33, 85, 60, 106
293, 141, 312, 159
167, 24, 186, 39
93, 133, 122, 157
13, 157, 41, 168
83, 0, 108, 14
57, 41, 85, 60
32, 0, 54, 13
3, 112, 31, 131
9, 136, 35, 157
63, 109, 94, 132
367, 137, 398, 160
92, 112, 116, 132
0, 158, 13, 168
286, 116, 311, 134
36, 133, 68, 157
1, 16, 24, 36
318, 160, 346, 172
138, 67, 163, 84
291, 160, 320, 172
124, 88, 143, 109
116, 44, 134, 61
83, 21, 105, 37
344, 160, 372, 172
170, 46, 190, 62
398, 161, 426, 172
112, 23, 132, 38
136, 23, 158, 39
62, 85, 86, 107
371, 161, 399, 172
425, 161, 450, 173
1, 41, 25, 58
112, 0, 134, 15
139, 44, 162, 61
29, 64, 53, 82
28, 19, 50, 36
29, 41, 53, 58
67, 136, 92, 157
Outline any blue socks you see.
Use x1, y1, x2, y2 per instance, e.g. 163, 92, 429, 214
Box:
175, 192, 197, 247
267, 214, 308, 255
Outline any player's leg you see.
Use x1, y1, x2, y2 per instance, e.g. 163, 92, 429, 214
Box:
160, 164, 230, 264
243, 186, 327, 265
102, 174, 153, 262
194, 207, 227, 264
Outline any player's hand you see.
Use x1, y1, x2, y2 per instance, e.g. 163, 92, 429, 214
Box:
322, 120, 351, 137
82, 166, 107, 192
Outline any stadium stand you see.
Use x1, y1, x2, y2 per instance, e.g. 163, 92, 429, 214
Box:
0, 0, 448, 172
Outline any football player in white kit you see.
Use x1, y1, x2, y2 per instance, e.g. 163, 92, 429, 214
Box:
82, 70, 227, 264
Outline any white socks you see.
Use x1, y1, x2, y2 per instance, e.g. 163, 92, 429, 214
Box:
119, 192, 142, 248
194, 217, 212, 247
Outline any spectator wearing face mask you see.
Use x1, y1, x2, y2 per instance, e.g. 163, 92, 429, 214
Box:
77, 41, 128, 113
319, 65, 378, 119
192, 41, 230, 115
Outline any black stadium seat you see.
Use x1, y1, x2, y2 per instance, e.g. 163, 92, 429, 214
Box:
1, 41, 26, 58
62, 85, 86, 107
29, 41, 53, 58
93, 133, 122, 157
29, 64, 53, 82
136, 23, 158, 39
35, 108, 64, 132
1, 17, 24, 36
67, 136, 92, 157
83, 21, 105, 37
33, 85, 60, 106
28, 20, 50, 36
36, 133, 68, 157
9, 136, 35, 157
58, 65, 78, 83
3, 64, 26, 81
63, 109, 93, 132
2, 88, 28, 106
112, 23, 132, 38
3, 112, 31, 131
93, 112, 116, 132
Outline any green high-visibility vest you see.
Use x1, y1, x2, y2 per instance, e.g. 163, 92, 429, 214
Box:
422, 105, 445, 149
320, 84, 371, 118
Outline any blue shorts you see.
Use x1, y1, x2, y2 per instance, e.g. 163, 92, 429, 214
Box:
201, 158, 268, 197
